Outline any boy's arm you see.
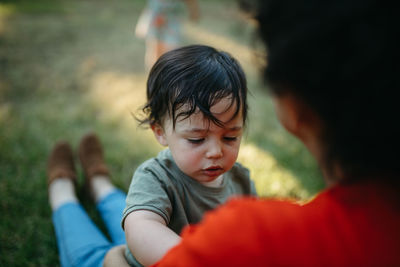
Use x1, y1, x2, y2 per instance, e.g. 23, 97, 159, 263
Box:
124, 210, 181, 267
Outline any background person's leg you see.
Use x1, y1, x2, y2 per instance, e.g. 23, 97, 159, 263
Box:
96, 188, 127, 245
79, 133, 128, 246
53, 202, 113, 267
48, 142, 112, 267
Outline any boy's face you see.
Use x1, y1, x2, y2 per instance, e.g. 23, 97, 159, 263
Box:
152, 97, 243, 186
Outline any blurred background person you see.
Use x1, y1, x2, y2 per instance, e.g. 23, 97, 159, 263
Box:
135, 0, 200, 71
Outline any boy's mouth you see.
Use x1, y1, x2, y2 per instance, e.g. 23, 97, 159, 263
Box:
203, 166, 223, 176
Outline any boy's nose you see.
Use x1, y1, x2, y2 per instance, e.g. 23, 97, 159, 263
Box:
206, 142, 223, 159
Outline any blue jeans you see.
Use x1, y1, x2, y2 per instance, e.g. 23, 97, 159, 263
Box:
52, 189, 127, 267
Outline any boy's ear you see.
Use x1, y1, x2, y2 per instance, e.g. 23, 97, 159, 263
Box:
151, 123, 168, 146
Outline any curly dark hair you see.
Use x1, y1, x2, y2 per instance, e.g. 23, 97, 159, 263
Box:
254, 0, 400, 178
139, 45, 248, 129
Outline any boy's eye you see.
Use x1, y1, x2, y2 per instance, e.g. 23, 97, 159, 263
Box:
223, 136, 237, 142
187, 138, 204, 144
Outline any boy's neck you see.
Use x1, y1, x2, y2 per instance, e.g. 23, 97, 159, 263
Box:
201, 175, 224, 188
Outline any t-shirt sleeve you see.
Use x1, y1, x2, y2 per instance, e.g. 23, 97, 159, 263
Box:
121, 164, 172, 229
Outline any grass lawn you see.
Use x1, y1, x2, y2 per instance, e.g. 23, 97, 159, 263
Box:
0, 0, 324, 265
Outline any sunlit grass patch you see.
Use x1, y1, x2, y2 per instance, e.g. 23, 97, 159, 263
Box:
239, 143, 310, 199
0, 4, 15, 34
85, 71, 147, 119
0, 4, 15, 16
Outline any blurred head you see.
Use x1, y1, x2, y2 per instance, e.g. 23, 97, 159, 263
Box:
139, 45, 248, 185
254, 0, 399, 179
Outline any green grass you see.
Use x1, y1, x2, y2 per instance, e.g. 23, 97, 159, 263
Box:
0, 0, 324, 265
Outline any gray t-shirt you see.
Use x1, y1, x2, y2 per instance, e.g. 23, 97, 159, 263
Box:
122, 149, 257, 266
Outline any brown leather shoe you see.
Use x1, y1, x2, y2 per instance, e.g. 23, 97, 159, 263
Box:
78, 133, 110, 181
47, 141, 77, 185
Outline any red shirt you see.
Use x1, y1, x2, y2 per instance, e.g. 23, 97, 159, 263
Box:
153, 180, 400, 266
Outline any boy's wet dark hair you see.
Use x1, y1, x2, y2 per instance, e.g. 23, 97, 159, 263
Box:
254, 0, 399, 178
139, 45, 248, 129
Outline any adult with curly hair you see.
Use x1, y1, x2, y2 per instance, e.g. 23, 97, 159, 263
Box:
151, 0, 400, 266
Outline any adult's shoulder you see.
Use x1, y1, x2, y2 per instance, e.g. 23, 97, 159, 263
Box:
154, 197, 307, 267
154, 190, 348, 267
155, 182, 400, 267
